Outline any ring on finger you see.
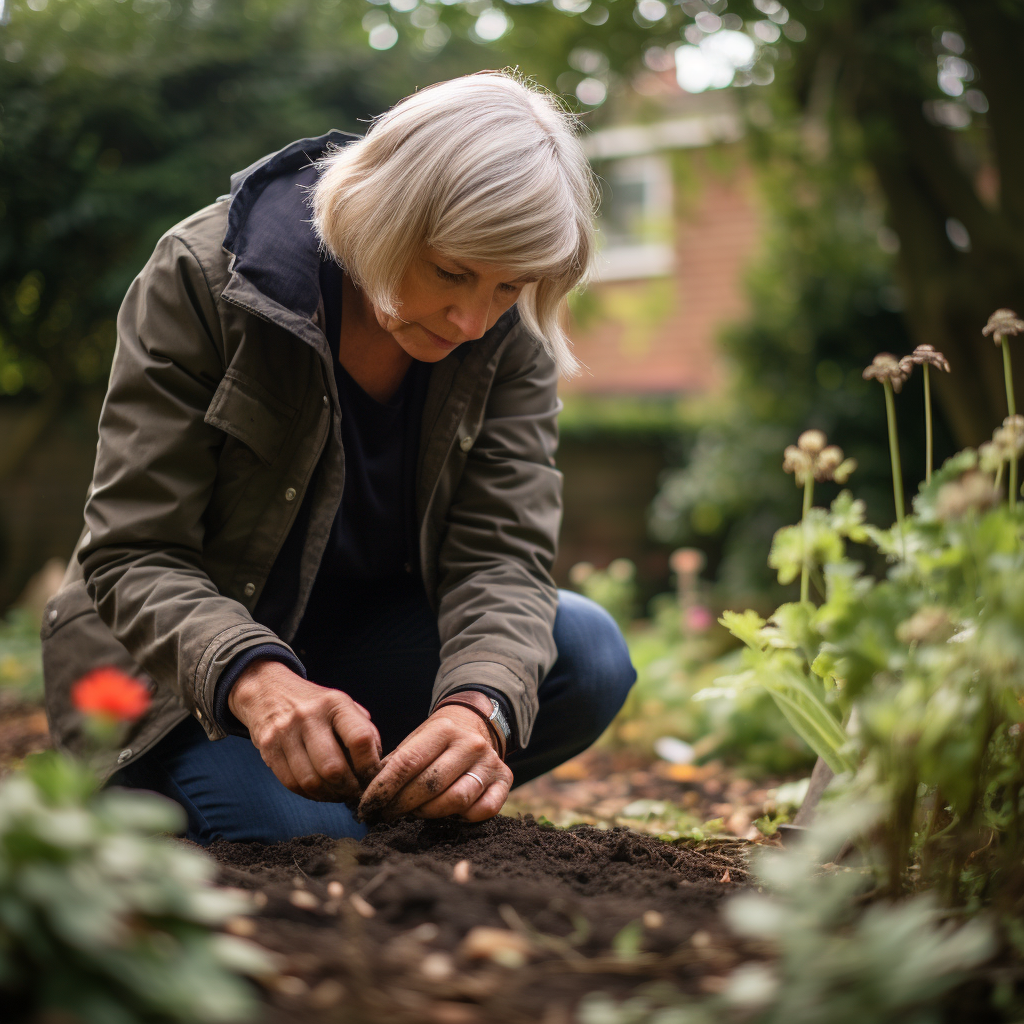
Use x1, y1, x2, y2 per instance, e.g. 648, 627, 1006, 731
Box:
463, 770, 485, 790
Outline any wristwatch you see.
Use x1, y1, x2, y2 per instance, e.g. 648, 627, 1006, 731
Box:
433, 690, 514, 759
486, 697, 512, 750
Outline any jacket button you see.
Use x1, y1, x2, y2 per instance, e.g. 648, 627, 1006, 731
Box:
322, 395, 329, 407
284, 487, 297, 501
48, 608, 58, 623
117, 749, 132, 764
460, 436, 473, 452
243, 582, 256, 597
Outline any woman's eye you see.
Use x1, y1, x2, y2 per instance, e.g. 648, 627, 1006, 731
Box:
435, 266, 466, 283
499, 282, 522, 294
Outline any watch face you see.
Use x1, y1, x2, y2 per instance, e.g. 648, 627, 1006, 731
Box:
488, 699, 511, 740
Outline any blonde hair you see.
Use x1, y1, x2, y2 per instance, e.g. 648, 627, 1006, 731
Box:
310, 71, 597, 376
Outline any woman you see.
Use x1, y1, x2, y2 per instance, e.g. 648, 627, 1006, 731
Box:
42, 72, 636, 844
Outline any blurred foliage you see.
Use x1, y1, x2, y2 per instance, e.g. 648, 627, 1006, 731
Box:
0, 608, 43, 700
0, 751, 270, 1023
649, 0, 1023, 598
580, 805, 1000, 1024
616, 595, 815, 778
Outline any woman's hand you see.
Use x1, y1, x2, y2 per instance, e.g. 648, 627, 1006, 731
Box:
228, 660, 382, 802
356, 706, 512, 824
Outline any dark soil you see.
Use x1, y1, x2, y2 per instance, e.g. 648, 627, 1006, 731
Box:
207, 814, 754, 1024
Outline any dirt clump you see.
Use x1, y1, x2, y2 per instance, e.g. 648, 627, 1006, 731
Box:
207, 814, 751, 1024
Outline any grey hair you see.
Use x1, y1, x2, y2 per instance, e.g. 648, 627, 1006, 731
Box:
309, 70, 598, 376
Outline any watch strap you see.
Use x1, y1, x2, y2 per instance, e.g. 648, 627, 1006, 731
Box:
433, 692, 508, 760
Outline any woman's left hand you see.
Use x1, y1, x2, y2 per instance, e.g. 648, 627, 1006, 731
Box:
356, 706, 512, 823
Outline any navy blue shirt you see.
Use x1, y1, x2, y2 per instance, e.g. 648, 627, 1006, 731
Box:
213, 260, 516, 750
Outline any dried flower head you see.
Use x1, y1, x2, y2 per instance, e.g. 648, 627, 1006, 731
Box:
979, 441, 1003, 474
863, 353, 910, 393
797, 429, 827, 455
896, 606, 954, 646
899, 344, 950, 375
783, 434, 855, 485
982, 309, 1024, 345
992, 414, 1024, 460
935, 470, 1000, 521
670, 548, 706, 577
71, 667, 151, 722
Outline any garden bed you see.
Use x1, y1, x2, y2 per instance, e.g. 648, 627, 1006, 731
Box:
209, 815, 753, 1024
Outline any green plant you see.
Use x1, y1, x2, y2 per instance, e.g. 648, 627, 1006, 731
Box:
569, 559, 639, 631
0, 752, 271, 1023
0, 608, 44, 701
713, 318, 1024, 909
578, 805, 998, 1024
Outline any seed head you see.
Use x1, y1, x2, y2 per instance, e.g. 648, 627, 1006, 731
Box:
935, 470, 1000, 521
982, 309, 1024, 345
896, 606, 954, 645
899, 344, 950, 374
992, 414, 1024, 460
784, 434, 855, 484
863, 353, 909, 393
797, 429, 827, 455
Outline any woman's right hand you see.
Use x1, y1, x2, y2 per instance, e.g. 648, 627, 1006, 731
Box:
228, 660, 382, 802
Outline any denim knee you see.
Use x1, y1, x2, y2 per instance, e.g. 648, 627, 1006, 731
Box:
549, 589, 637, 734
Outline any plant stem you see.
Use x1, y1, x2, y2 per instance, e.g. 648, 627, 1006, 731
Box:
801, 474, 814, 604
883, 381, 906, 555
1002, 341, 1017, 509
923, 364, 933, 485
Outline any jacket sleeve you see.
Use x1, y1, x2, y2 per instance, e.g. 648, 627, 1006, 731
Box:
78, 231, 294, 736
430, 328, 562, 747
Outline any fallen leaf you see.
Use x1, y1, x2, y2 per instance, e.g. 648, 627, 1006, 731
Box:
551, 760, 589, 780
225, 916, 257, 937
289, 890, 319, 910
719, 869, 731, 883
643, 910, 664, 930
350, 894, 376, 918
661, 763, 704, 782
306, 979, 345, 1009
459, 927, 533, 968
420, 951, 455, 981
452, 859, 472, 883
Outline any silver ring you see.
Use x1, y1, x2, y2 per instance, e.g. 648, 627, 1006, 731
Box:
463, 771, 485, 789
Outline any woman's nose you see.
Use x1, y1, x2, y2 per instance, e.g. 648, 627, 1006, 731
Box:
446, 293, 493, 341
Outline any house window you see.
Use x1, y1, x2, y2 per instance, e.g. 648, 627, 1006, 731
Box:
593, 154, 674, 282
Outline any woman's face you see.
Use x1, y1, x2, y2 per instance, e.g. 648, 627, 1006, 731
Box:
373, 246, 535, 362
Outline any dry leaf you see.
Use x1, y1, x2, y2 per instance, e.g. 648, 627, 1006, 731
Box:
224, 916, 257, 937
719, 868, 731, 883
350, 893, 376, 918
289, 889, 319, 910
459, 927, 533, 968
452, 859, 472, 883
306, 979, 345, 1009
420, 951, 455, 981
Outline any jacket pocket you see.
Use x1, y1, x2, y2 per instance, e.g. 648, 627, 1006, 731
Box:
204, 369, 298, 465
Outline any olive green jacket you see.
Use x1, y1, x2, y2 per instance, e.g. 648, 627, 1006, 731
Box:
42, 140, 562, 781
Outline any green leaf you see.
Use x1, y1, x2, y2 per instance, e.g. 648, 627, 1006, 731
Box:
612, 919, 644, 960
719, 609, 767, 649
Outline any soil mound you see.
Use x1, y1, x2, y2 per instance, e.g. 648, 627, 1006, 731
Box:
206, 815, 750, 1023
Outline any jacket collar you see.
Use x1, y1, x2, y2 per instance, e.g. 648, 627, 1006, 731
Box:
219, 132, 519, 365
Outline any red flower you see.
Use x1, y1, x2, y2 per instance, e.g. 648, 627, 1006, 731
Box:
72, 667, 151, 722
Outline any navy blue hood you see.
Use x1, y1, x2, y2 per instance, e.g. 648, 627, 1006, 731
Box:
222, 131, 360, 322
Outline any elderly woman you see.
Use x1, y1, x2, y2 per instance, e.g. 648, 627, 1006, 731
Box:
42, 72, 636, 844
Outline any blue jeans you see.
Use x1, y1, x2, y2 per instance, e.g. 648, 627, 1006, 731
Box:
113, 589, 635, 845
